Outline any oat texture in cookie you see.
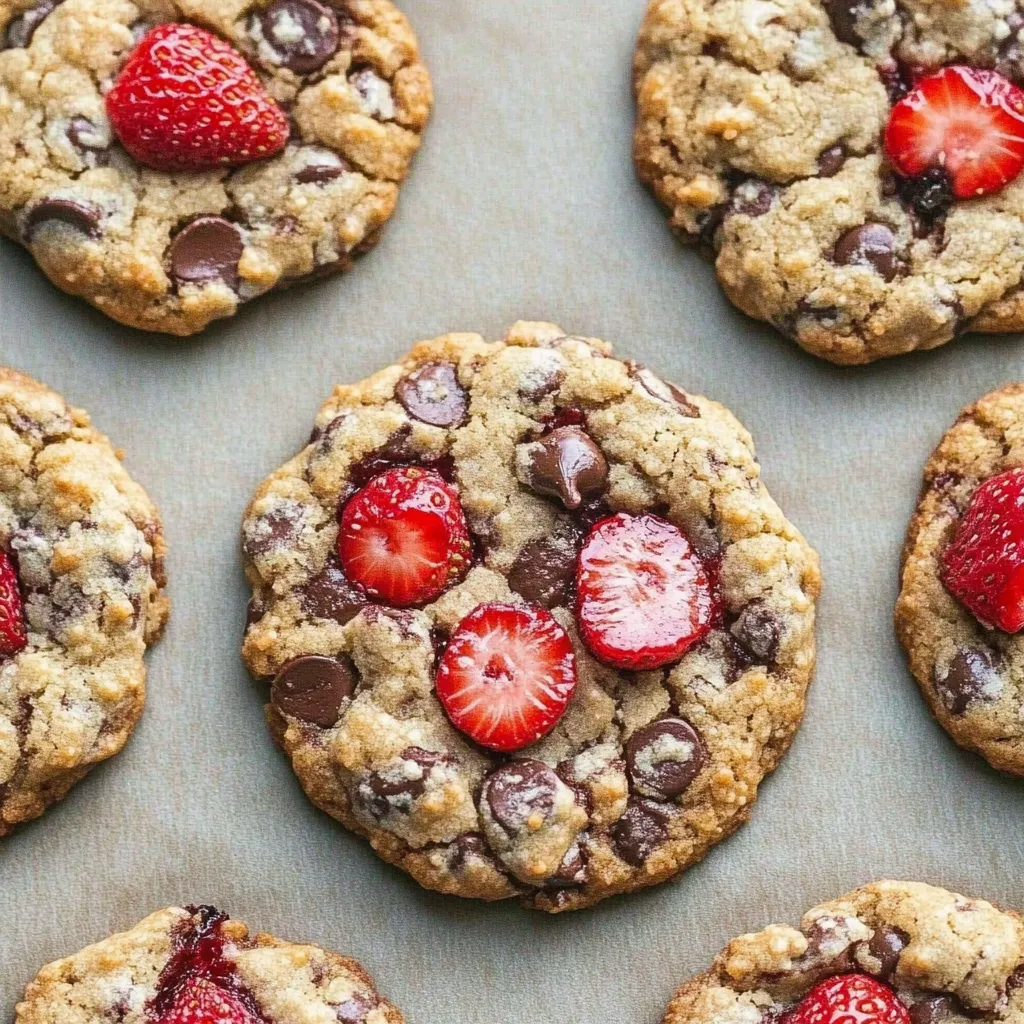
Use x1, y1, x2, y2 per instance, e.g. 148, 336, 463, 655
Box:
897, 385, 1024, 776
662, 881, 1024, 1024
0, 367, 167, 836
242, 321, 821, 912
15, 904, 403, 1024
0, 0, 432, 335
634, 0, 1024, 364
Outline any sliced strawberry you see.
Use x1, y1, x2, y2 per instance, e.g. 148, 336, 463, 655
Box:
784, 975, 910, 1024
885, 65, 1024, 199
435, 602, 577, 752
576, 513, 716, 670
159, 978, 257, 1024
941, 467, 1024, 632
339, 467, 471, 607
0, 551, 27, 657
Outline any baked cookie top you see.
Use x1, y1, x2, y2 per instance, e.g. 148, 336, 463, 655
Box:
0, 0, 432, 335
897, 384, 1024, 776
242, 320, 820, 912
15, 905, 402, 1024
633, 0, 1024, 364
663, 881, 1024, 1024
0, 367, 167, 836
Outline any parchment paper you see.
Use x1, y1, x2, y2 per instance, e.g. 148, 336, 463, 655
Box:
1, 2, 1022, 1022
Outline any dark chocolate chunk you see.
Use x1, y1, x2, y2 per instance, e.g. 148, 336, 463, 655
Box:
270, 654, 356, 728
731, 179, 777, 217
507, 532, 579, 609
169, 216, 243, 289
909, 997, 953, 1024
867, 925, 909, 980
897, 168, 954, 222
358, 747, 449, 818
833, 223, 902, 282
545, 838, 587, 888
517, 426, 609, 510
395, 362, 468, 428
252, 0, 340, 75
245, 597, 264, 630
933, 647, 1002, 715
299, 555, 367, 625
610, 798, 671, 866
23, 198, 100, 242
824, 0, 860, 46
730, 601, 781, 664
449, 832, 488, 870
295, 147, 348, 184
625, 718, 707, 799
66, 116, 110, 160
3, 0, 61, 49
817, 144, 846, 178
626, 361, 700, 417
483, 760, 560, 833
242, 507, 303, 557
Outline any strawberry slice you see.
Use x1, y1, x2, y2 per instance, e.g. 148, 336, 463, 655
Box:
941, 467, 1024, 632
159, 978, 258, 1024
339, 467, 471, 607
435, 602, 577, 752
0, 551, 27, 657
885, 65, 1024, 199
576, 513, 716, 670
784, 975, 910, 1024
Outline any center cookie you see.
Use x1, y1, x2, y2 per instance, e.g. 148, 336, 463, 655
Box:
242, 321, 820, 912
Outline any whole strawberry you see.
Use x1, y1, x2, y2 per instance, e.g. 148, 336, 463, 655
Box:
0, 551, 27, 657
784, 975, 910, 1024
106, 24, 289, 172
941, 467, 1024, 632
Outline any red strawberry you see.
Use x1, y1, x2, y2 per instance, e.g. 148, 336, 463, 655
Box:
941, 467, 1024, 632
0, 551, 27, 657
435, 602, 577, 752
784, 975, 910, 1024
106, 23, 289, 172
159, 978, 257, 1024
885, 65, 1024, 199
339, 467, 471, 607
576, 513, 716, 670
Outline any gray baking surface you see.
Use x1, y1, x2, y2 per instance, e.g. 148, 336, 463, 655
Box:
1, 2, 1022, 1022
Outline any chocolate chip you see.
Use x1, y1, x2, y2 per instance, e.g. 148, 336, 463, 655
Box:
897, 168, 953, 222
242, 507, 303, 557
449, 832, 488, 870
824, 0, 860, 46
817, 145, 846, 177
169, 216, 243, 289
626, 362, 700, 417
508, 532, 579, 609
299, 555, 366, 625
833, 223, 902, 282
483, 760, 560, 833
349, 67, 395, 119
516, 426, 609, 510
610, 798, 671, 866
731, 179, 777, 217
336, 993, 379, 1024
545, 838, 587, 887
867, 925, 908, 980
934, 647, 1003, 715
245, 597, 264, 630
23, 198, 100, 242
66, 116, 110, 161
910, 997, 953, 1024
3, 0, 61, 48
359, 748, 449, 818
253, 0, 340, 75
518, 363, 564, 403
270, 655, 356, 728
395, 362, 468, 428
625, 718, 707, 800
294, 147, 348, 184
730, 601, 781, 664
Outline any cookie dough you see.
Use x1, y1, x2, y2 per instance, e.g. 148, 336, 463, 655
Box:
242, 320, 821, 911
0, 366, 167, 836
0, 0, 432, 334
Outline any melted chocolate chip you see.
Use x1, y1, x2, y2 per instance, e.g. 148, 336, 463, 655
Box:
730, 601, 781, 664
359, 748, 449, 818
910, 997, 953, 1024
625, 718, 707, 799
295, 147, 348, 184
626, 362, 700, 417
253, 0, 340, 75
507, 532, 579, 609
449, 832, 488, 870
395, 362, 468, 428
868, 925, 909, 980
517, 426, 609, 510
545, 838, 587, 888
610, 798, 671, 866
169, 217, 244, 289
518, 363, 564, 403
817, 145, 846, 178
23, 198, 100, 241
336, 993, 379, 1024
897, 168, 954, 223
731, 179, 777, 217
824, 0, 860, 46
242, 507, 302, 557
299, 555, 367, 624
934, 647, 1002, 715
3, 0, 61, 48
271, 655, 356, 728
66, 116, 109, 159
483, 760, 559, 833
833, 223, 902, 282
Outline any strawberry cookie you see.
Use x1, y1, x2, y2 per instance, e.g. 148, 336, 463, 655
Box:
15, 905, 402, 1024
662, 881, 1024, 1024
897, 385, 1024, 776
241, 321, 821, 911
0, 367, 168, 836
0, 0, 432, 335
634, 0, 1024, 364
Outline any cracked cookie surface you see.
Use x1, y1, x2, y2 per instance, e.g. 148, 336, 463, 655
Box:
897, 385, 1024, 776
0, 367, 167, 836
663, 881, 1024, 1024
0, 0, 432, 335
241, 320, 820, 912
633, 0, 1024, 364
15, 905, 402, 1024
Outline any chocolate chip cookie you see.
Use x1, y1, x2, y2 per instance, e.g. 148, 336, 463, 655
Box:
15, 905, 402, 1024
0, 367, 168, 836
242, 320, 821, 912
896, 385, 1024, 776
662, 881, 1024, 1024
0, 0, 432, 335
633, 0, 1024, 364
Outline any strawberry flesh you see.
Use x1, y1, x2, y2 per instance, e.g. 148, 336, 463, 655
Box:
784, 975, 911, 1024
0, 551, 27, 657
576, 513, 716, 670
435, 602, 577, 752
160, 978, 258, 1024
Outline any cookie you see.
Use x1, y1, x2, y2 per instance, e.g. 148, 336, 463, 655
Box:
633, 0, 1024, 364
662, 880, 1024, 1024
896, 385, 1024, 776
15, 904, 402, 1024
0, 367, 168, 836
241, 320, 821, 912
0, 0, 432, 335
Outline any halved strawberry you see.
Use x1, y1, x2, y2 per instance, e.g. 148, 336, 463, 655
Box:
159, 978, 257, 1024
576, 513, 716, 670
784, 975, 910, 1024
941, 467, 1024, 632
0, 551, 27, 657
885, 65, 1024, 199
435, 602, 577, 752
339, 467, 471, 607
